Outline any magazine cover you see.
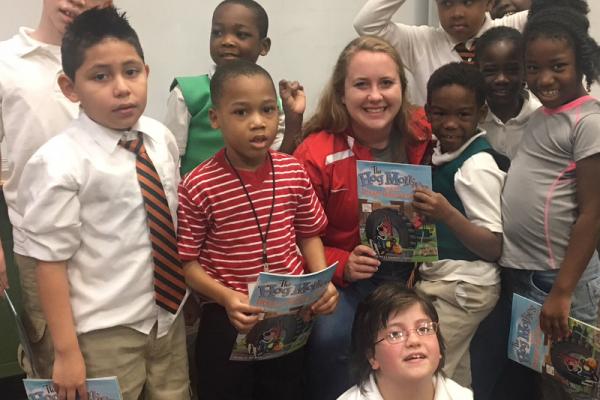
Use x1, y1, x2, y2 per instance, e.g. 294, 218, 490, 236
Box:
357, 160, 438, 262
508, 293, 600, 399
230, 262, 337, 361
23, 377, 122, 400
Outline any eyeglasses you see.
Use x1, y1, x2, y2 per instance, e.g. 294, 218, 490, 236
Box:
374, 321, 438, 345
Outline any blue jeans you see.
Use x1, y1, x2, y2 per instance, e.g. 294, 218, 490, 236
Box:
303, 263, 412, 400
504, 255, 600, 325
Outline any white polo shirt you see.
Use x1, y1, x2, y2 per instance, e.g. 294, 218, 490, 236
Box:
480, 91, 541, 160
354, 0, 528, 105
0, 27, 79, 255
18, 112, 187, 337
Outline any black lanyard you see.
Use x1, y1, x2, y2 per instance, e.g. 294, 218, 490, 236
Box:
224, 151, 276, 272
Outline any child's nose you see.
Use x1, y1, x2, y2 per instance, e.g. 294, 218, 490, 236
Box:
250, 112, 266, 128
538, 69, 555, 87
113, 75, 131, 97
221, 33, 237, 47
494, 72, 510, 84
443, 116, 459, 129
451, 4, 466, 18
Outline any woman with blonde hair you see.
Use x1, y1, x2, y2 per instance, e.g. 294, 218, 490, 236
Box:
294, 35, 433, 400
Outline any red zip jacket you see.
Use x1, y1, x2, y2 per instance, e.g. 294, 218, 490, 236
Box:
293, 107, 433, 287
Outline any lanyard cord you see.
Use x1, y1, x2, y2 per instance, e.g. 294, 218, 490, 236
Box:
224, 151, 276, 271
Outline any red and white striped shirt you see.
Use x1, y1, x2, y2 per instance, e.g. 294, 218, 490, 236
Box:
177, 149, 327, 293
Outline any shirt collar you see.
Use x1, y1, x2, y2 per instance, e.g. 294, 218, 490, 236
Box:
446, 13, 493, 48
432, 130, 487, 165
14, 27, 61, 59
484, 90, 541, 125
208, 64, 216, 79
78, 110, 152, 154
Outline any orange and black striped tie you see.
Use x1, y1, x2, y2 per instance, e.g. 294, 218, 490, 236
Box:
455, 41, 477, 65
120, 133, 186, 314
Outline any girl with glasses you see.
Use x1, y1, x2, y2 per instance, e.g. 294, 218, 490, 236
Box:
338, 283, 472, 400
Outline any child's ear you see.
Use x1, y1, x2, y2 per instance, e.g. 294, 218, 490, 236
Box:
58, 73, 79, 103
259, 37, 272, 57
145, 64, 150, 78
368, 356, 380, 371
209, 107, 220, 130
478, 103, 489, 123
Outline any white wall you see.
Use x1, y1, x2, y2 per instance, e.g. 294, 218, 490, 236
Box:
0, 0, 428, 120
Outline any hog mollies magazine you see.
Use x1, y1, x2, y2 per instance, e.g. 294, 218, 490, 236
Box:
357, 160, 438, 263
230, 262, 337, 361
508, 293, 600, 399
23, 377, 122, 400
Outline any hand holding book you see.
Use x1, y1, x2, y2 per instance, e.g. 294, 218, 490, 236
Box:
540, 287, 573, 341
222, 289, 264, 334
344, 245, 381, 283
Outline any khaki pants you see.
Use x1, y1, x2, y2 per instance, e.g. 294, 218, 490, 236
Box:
416, 279, 500, 387
15, 254, 54, 378
79, 313, 190, 400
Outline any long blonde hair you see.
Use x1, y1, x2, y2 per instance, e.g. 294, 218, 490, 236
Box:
303, 36, 412, 160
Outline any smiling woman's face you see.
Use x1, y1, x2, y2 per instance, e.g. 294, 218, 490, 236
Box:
342, 50, 403, 143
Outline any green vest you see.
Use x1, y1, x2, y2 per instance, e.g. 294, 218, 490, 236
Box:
172, 75, 224, 175
432, 136, 500, 261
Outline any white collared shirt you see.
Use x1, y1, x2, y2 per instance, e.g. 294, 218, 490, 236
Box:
480, 91, 541, 160
337, 373, 473, 400
0, 27, 79, 255
17, 112, 187, 337
354, 0, 528, 105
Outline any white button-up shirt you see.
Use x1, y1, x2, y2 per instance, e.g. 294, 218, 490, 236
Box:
18, 112, 186, 337
0, 27, 79, 255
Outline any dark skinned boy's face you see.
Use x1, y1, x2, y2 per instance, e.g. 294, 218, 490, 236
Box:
426, 84, 487, 154
436, 0, 492, 43
209, 3, 270, 66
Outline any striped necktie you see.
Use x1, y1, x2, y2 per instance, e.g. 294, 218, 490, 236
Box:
454, 40, 477, 65
119, 133, 186, 314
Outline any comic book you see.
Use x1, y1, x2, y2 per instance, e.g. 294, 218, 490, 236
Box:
357, 160, 438, 263
508, 293, 600, 399
23, 377, 122, 400
230, 262, 337, 361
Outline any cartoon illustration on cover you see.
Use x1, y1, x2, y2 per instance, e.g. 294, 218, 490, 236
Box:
509, 294, 600, 399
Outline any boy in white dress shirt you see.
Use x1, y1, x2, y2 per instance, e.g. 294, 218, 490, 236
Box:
0, 0, 112, 378
18, 7, 189, 400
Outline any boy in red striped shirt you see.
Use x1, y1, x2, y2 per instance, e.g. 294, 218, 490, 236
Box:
177, 60, 338, 400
